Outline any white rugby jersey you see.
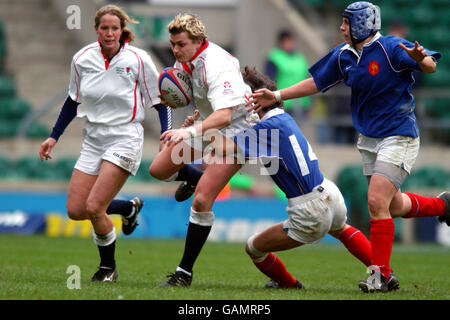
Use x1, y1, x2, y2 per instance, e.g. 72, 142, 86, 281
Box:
68, 41, 160, 125
175, 41, 259, 137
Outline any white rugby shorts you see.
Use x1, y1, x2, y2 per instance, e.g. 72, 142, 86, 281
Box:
357, 134, 420, 176
75, 121, 144, 176
283, 178, 347, 244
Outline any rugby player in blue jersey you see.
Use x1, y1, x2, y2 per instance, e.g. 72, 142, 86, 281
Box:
179, 66, 395, 290
249, 1, 449, 293
237, 66, 387, 290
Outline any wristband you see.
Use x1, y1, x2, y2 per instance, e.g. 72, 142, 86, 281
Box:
185, 126, 197, 138
274, 90, 282, 102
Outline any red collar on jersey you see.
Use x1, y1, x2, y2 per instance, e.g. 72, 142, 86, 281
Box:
181, 40, 209, 76
181, 63, 193, 76
98, 38, 128, 69
189, 40, 209, 63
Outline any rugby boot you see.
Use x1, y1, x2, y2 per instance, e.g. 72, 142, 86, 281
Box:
265, 279, 304, 289
122, 197, 143, 235
160, 270, 193, 287
359, 270, 389, 293
174, 181, 196, 202
387, 272, 400, 291
91, 266, 118, 282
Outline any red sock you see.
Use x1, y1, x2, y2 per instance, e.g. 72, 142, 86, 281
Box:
403, 193, 445, 218
370, 218, 395, 279
338, 226, 372, 267
253, 252, 297, 288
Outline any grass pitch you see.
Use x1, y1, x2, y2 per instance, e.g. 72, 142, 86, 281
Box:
0, 234, 449, 300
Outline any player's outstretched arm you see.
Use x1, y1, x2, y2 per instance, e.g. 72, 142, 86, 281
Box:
248, 77, 319, 113
399, 41, 437, 74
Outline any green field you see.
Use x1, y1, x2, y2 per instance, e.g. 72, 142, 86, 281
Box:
0, 234, 449, 300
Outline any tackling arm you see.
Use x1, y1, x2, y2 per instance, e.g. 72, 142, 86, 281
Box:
249, 77, 319, 112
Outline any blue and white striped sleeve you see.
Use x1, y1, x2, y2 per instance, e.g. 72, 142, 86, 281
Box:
154, 104, 173, 134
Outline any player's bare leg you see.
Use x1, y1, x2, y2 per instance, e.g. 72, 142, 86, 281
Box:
149, 141, 200, 181
359, 174, 397, 292
87, 161, 129, 282
67, 169, 97, 221
161, 161, 241, 287
86, 161, 129, 234
67, 169, 142, 235
246, 223, 304, 289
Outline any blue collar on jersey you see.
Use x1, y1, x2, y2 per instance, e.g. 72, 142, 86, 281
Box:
260, 108, 285, 122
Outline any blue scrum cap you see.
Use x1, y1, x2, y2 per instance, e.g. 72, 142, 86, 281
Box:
342, 1, 381, 42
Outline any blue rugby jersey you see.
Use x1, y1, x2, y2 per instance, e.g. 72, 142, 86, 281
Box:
234, 109, 324, 198
309, 33, 441, 138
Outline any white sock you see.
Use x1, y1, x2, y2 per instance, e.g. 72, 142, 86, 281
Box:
92, 227, 116, 246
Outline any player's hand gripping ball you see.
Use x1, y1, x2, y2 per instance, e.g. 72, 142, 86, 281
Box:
158, 67, 193, 108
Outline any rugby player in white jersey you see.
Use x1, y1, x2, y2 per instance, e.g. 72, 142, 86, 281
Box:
39, 5, 171, 282
148, 13, 259, 286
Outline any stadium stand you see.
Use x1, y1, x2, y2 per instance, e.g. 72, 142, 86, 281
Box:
0, 17, 49, 138
0, 19, 5, 73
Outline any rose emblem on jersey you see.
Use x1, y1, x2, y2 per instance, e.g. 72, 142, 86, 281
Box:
368, 60, 379, 76
222, 81, 233, 95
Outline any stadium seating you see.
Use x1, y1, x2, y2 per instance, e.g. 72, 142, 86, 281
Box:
0, 18, 49, 138
403, 166, 450, 190
14, 156, 56, 180
0, 97, 31, 120
336, 164, 368, 219
0, 97, 49, 137
0, 19, 5, 73
0, 156, 161, 182
0, 75, 15, 98
0, 155, 12, 178
52, 157, 77, 180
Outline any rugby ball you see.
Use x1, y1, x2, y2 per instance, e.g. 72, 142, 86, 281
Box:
158, 67, 193, 108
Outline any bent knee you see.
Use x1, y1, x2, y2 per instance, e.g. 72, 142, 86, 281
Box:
245, 234, 266, 260
67, 208, 88, 221
149, 163, 173, 181
192, 193, 214, 212
85, 199, 106, 220
367, 193, 388, 213
328, 224, 349, 238
148, 165, 167, 180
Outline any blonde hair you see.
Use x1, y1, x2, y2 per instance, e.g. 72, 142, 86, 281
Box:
94, 5, 139, 42
168, 13, 207, 41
